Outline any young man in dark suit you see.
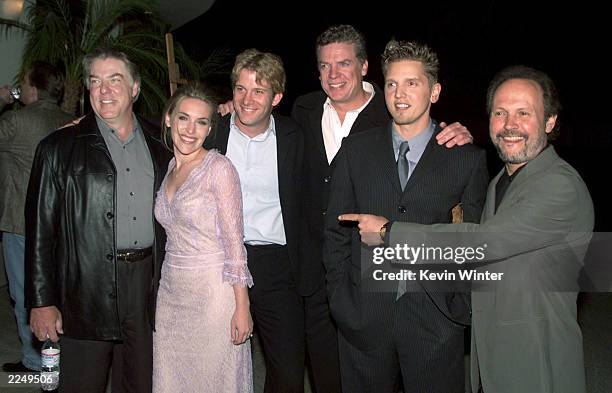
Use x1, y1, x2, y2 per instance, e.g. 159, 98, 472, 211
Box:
205, 49, 305, 393
292, 25, 477, 392
323, 40, 489, 393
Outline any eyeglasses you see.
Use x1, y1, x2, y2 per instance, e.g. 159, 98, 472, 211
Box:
10, 86, 21, 101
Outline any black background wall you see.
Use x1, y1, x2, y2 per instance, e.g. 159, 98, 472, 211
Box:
176, 0, 610, 229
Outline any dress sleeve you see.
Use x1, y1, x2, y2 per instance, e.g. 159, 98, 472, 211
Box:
213, 155, 253, 288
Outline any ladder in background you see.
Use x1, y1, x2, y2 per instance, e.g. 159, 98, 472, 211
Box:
165, 33, 188, 96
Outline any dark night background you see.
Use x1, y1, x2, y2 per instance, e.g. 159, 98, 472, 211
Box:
174, 0, 610, 230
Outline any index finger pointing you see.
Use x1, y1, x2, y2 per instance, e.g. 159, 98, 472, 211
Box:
338, 213, 361, 222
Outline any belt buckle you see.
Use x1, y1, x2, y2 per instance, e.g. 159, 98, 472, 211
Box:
117, 247, 151, 263
118, 250, 138, 262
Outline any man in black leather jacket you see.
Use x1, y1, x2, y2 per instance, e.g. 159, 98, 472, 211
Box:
25, 47, 170, 393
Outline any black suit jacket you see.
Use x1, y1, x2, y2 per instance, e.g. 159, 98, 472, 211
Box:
204, 114, 305, 292
291, 86, 389, 295
323, 121, 489, 349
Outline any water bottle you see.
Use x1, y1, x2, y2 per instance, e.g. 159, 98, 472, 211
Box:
41, 338, 60, 391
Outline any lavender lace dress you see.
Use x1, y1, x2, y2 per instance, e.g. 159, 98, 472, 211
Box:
153, 151, 254, 393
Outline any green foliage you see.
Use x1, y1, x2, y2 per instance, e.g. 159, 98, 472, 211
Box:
1, 0, 200, 116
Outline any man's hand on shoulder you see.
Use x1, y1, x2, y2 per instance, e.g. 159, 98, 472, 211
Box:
58, 116, 84, 129
436, 121, 474, 147
218, 100, 234, 117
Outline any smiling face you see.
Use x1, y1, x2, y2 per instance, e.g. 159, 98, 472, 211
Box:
317, 42, 368, 108
88, 57, 139, 128
489, 78, 557, 173
384, 60, 440, 136
166, 97, 214, 160
232, 68, 282, 137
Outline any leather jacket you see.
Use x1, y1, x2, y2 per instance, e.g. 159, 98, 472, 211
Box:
25, 112, 171, 340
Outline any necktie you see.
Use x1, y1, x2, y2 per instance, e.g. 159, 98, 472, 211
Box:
397, 141, 410, 190
397, 141, 411, 299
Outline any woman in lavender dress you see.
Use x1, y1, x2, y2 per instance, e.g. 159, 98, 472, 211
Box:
153, 84, 254, 392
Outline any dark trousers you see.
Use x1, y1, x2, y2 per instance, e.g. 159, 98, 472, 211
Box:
338, 293, 465, 393
247, 244, 305, 393
59, 256, 153, 393
304, 284, 341, 393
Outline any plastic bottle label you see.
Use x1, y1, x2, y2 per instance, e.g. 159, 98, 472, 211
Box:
41, 348, 60, 368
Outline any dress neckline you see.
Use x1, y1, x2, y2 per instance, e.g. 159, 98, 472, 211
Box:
164, 150, 216, 205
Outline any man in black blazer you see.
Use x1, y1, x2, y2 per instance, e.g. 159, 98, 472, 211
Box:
323, 40, 489, 393
292, 25, 477, 392
204, 49, 304, 393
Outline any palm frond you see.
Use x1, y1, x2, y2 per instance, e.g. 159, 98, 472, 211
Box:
82, 0, 163, 50
136, 74, 169, 117
21, 0, 74, 69
5, 0, 197, 115
173, 43, 202, 81
113, 38, 170, 101
197, 46, 233, 76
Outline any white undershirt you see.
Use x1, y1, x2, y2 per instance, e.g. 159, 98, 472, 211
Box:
321, 81, 375, 163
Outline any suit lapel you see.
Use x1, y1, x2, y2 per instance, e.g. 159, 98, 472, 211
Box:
483, 171, 502, 220
77, 113, 109, 153
492, 146, 558, 215
207, 116, 231, 154
371, 124, 403, 193
276, 117, 291, 179
274, 117, 298, 218
308, 101, 326, 159
351, 108, 370, 136
504, 146, 557, 195
349, 83, 388, 136
402, 132, 448, 194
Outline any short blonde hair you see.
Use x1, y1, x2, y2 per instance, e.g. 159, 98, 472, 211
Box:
381, 40, 439, 88
231, 49, 286, 94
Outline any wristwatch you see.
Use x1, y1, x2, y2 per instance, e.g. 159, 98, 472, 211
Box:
379, 221, 391, 242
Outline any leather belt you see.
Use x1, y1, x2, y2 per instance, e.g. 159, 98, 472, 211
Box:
116, 247, 153, 262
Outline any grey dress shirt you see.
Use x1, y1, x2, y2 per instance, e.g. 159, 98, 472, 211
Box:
96, 116, 154, 249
